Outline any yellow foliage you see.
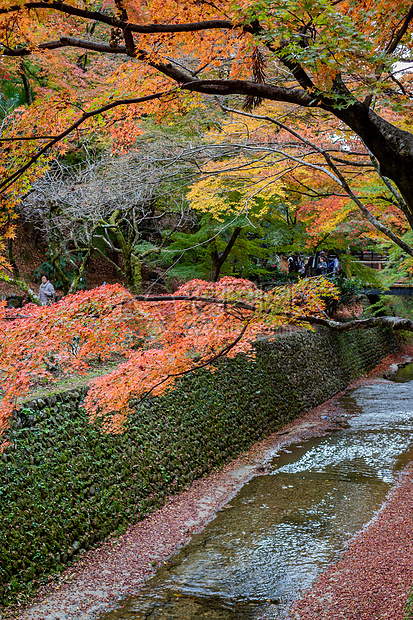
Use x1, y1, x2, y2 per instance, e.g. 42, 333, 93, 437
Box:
187, 156, 287, 220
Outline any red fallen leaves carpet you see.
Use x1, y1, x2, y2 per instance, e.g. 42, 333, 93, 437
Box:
290, 462, 413, 620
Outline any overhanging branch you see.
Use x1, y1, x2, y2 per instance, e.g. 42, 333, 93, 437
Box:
0, 89, 179, 193
4, 291, 413, 335
118, 293, 257, 312
111, 294, 413, 334
0, 2, 234, 33
296, 315, 413, 332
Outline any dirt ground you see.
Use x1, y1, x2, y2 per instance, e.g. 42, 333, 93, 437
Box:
6, 346, 413, 620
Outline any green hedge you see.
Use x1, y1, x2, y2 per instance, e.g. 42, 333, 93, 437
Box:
0, 327, 398, 607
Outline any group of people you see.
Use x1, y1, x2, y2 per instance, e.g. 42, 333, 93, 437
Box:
288, 251, 342, 277
313, 251, 341, 276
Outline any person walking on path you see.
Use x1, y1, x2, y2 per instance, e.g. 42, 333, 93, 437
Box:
39, 274, 55, 306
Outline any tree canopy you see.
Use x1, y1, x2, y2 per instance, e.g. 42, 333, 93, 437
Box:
1, 0, 413, 260
0, 1, 412, 193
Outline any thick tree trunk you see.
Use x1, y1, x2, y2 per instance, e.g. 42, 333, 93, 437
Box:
334, 103, 413, 213
49, 248, 71, 295
109, 249, 120, 275
131, 254, 142, 294
18, 60, 33, 105
210, 245, 220, 282
210, 227, 242, 282
68, 247, 94, 294
107, 212, 142, 293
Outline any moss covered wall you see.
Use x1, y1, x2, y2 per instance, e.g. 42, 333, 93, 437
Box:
0, 326, 398, 607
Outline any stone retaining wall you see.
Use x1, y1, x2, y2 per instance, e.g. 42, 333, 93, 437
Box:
0, 326, 398, 607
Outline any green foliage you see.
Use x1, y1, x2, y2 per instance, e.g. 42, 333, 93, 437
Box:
158, 213, 271, 282
405, 587, 413, 620
340, 255, 383, 288
369, 296, 413, 322
0, 79, 26, 119
133, 240, 159, 256
259, 265, 299, 287
379, 231, 413, 287
330, 274, 364, 307
323, 274, 364, 316
33, 255, 88, 290
155, 196, 317, 284
258, 205, 308, 255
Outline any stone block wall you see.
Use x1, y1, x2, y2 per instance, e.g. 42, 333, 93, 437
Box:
0, 326, 398, 607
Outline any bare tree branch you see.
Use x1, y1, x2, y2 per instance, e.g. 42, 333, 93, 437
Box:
97, 293, 413, 334
216, 101, 413, 258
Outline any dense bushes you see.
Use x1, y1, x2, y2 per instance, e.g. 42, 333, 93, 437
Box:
0, 326, 398, 607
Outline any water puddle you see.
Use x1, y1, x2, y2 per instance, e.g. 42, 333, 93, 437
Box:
100, 378, 413, 620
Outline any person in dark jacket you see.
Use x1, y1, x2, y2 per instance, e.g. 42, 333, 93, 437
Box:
315, 253, 328, 275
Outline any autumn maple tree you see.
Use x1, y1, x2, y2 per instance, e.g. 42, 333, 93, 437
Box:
0, 0, 412, 272
0, 277, 342, 441
183, 101, 413, 266
0, 0, 412, 206
3, 274, 413, 448
2, 0, 413, 445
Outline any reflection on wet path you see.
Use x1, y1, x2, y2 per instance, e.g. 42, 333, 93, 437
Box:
100, 377, 413, 620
